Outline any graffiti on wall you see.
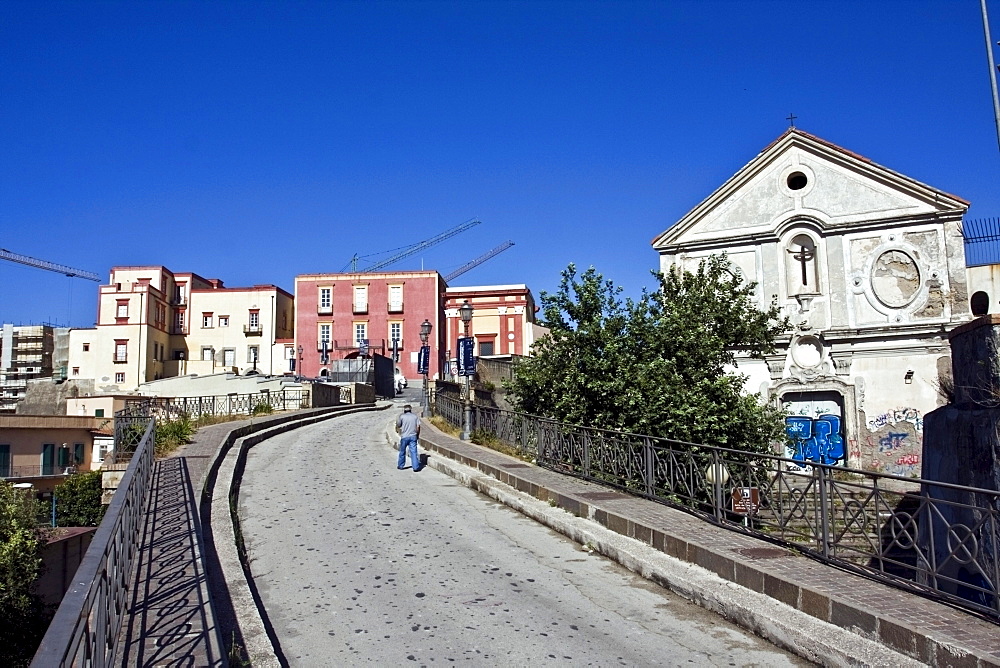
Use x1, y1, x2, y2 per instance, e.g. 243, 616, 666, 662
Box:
859, 407, 923, 477
866, 407, 923, 433
784, 414, 846, 466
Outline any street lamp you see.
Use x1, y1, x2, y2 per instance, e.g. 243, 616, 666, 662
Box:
419, 318, 432, 411
297, 345, 303, 378
459, 300, 473, 440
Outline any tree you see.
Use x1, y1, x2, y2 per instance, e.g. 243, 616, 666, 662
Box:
54, 471, 106, 527
0, 481, 46, 666
507, 255, 790, 452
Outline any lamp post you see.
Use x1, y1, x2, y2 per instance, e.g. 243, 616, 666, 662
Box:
297, 345, 303, 378
459, 300, 474, 440
419, 319, 432, 412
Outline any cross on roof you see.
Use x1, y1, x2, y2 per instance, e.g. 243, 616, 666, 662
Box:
787, 113, 797, 128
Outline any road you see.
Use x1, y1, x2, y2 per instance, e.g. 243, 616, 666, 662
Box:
239, 404, 810, 667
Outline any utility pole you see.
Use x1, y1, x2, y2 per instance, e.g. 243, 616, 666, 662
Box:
983, 0, 1000, 152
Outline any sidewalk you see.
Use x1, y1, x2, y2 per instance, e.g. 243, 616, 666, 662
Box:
409, 419, 1000, 667
114, 409, 347, 667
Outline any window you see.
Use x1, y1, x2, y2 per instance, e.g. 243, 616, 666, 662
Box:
248, 310, 260, 332
223, 348, 236, 366
74, 443, 85, 465
479, 340, 495, 356
0, 444, 9, 477
174, 311, 185, 333
389, 322, 402, 345
388, 285, 403, 312
219, 316, 229, 327
114, 340, 127, 363
116, 300, 129, 319
354, 322, 367, 346
319, 287, 332, 312
318, 323, 332, 346
58, 446, 70, 469
82, 343, 90, 352
95, 409, 105, 418
72, 367, 79, 376
115, 372, 125, 383
248, 346, 259, 363
202, 313, 213, 328
353, 285, 368, 313
201, 347, 214, 361
41, 444, 54, 476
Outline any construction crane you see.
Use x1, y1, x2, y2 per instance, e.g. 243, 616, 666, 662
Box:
443, 241, 515, 282
345, 218, 482, 272
0, 248, 101, 282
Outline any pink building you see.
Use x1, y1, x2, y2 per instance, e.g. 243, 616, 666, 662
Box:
294, 271, 447, 380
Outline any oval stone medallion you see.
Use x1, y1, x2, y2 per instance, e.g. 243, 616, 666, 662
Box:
871, 250, 920, 308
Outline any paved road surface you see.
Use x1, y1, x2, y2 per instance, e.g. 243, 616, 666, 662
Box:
239, 407, 810, 666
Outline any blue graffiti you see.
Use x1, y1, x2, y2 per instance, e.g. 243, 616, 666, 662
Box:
785, 414, 845, 466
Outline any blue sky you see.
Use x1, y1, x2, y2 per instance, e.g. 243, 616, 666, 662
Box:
2, 0, 999, 328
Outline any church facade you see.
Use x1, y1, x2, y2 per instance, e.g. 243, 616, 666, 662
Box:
652, 129, 972, 476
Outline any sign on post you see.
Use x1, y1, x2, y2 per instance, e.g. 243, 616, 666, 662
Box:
457, 337, 476, 376
417, 345, 430, 374
359, 339, 369, 356
731, 487, 760, 516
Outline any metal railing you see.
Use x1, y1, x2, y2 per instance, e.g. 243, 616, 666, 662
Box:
122, 389, 310, 423
435, 396, 1000, 620
1, 465, 75, 478
31, 410, 156, 667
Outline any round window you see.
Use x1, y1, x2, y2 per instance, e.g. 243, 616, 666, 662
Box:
786, 172, 808, 190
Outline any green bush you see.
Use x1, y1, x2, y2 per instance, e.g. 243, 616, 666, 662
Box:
0, 482, 47, 666
54, 471, 106, 527
251, 402, 274, 416
155, 415, 195, 457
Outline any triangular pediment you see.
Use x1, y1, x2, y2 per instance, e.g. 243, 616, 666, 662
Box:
652, 129, 968, 250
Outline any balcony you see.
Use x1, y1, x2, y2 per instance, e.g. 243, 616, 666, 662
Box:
317, 305, 332, 315
171, 326, 188, 335
387, 301, 404, 313
2, 465, 76, 479
243, 324, 263, 336
113, 355, 128, 364
352, 303, 369, 315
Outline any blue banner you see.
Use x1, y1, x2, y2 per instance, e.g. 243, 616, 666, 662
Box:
417, 345, 430, 374
458, 337, 476, 376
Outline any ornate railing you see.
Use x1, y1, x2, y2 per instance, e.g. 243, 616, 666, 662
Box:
32, 411, 156, 667
123, 389, 310, 423
436, 401, 1000, 620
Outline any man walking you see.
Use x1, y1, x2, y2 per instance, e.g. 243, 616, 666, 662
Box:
396, 404, 421, 471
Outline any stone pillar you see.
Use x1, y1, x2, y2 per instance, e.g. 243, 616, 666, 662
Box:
919, 315, 1000, 608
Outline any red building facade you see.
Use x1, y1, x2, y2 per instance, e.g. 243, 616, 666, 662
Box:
294, 271, 447, 380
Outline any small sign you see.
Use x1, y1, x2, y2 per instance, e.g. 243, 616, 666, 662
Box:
358, 339, 369, 356
731, 487, 760, 516
417, 345, 430, 374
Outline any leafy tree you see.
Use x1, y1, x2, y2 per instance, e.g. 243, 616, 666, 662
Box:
54, 471, 106, 527
0, 481, 46, 666
507, 255, 790, 452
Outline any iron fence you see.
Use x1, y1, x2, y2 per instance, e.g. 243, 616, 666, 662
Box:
436, 399, 1000, 620
31, 413, 156, 667
123, 389, 310, 423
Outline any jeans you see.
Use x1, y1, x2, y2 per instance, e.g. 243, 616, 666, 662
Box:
398, 435, 419, 470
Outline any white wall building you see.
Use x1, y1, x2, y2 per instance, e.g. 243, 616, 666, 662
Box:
652, 129, 972, 476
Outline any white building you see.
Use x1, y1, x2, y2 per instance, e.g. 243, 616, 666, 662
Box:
652, 129, 972, 476
67, 266, 294, 393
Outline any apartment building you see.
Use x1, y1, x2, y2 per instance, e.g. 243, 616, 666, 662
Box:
0, 415, 111, 493
0, 324, 56, 413
294, 270, 446, 380
67, 266, 294, 392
